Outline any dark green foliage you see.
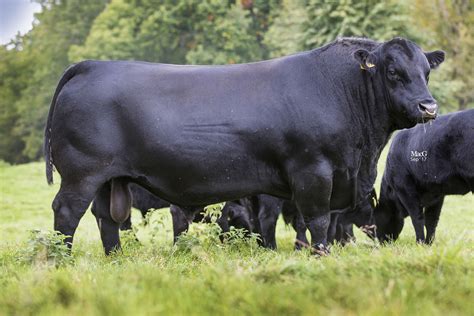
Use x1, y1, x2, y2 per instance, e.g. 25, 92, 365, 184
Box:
0, 47, 31, 163
302, 0, 415, 50
70, 0, 278, 64
265, 0, 415, 56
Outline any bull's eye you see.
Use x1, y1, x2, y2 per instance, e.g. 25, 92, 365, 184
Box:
426, 74, 430, 83
387, 69, 402, 82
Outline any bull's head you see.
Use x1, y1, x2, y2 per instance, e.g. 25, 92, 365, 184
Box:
374, 201, 404, 243
354, 37, 445, 128
372, 182, 405, 243
344, 189, 378, 238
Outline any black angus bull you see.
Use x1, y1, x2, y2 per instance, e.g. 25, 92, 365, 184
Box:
44, 37, 444, 255
93, 184, 252, 240
375, 109, 474, 243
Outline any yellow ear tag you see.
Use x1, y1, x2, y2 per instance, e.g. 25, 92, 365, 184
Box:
366, 62, 375, 68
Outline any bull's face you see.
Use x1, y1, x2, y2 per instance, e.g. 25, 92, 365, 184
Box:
374, 200, 404, 243
354, 38, 445, 128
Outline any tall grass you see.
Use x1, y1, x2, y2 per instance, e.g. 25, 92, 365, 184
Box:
0, 161, 472, 315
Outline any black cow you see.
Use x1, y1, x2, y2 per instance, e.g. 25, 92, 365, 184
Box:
239, 194, 285, 249
45, 37, 444, 254
328, 188, 379, 244
327, 189, 378, 245
226, 191, 374, 250
280, 199, 309, 249
245, 197, 351, 250
375, 109, 473, 243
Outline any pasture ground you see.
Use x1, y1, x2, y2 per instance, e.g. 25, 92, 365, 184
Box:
0, 161, 473, 315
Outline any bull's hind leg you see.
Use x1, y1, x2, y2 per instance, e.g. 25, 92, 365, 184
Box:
91, 182, 120, 255
425, 197, 444, 244
292, 211, 309, 250
281, 201, 308, 250
91, 179, 132, 254
52, 179, 99, 249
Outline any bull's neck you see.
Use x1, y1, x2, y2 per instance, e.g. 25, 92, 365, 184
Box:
346, 69, 394, 196
355, 71, 393, 149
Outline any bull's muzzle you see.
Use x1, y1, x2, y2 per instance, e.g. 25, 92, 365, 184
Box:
418, 102, 437, 119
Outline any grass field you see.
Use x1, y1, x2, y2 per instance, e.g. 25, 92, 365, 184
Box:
0, 160, 473, 315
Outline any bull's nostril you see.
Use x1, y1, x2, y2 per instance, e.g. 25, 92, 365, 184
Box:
419, 102, 437, 116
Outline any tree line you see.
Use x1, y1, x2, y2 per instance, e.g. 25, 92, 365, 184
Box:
0, 0, 472, 164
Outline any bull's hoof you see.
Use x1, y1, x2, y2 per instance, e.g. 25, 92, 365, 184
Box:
340, 236, 356, 246
310, 244, 330, 257
360, 224, 377, 239
104, 244, 122, 256
294, 239, 310, 250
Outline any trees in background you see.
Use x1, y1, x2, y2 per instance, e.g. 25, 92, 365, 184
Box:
265, 0, 414, 54
409, 0, 473, 112
69, 0, 280, 65
0, 0, 472, 164
0, 0, 107, 162
0, 46, 32, 163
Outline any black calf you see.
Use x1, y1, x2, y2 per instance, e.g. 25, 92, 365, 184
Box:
375, 109, 474, 243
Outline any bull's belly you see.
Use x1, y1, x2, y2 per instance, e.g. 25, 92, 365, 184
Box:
132, 158, 290, 206
421, 175, 473, 200
138, 177, 289, 206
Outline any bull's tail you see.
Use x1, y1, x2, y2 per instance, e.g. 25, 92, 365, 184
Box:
44, 63, 80, 185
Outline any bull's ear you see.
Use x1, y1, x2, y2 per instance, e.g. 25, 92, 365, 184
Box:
425, 50, 445, 69
353, 49, 377, 74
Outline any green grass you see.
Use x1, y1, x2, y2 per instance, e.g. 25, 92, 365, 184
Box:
0, 160, 473, 315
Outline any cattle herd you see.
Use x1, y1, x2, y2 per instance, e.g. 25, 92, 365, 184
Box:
44, 36, 473, 256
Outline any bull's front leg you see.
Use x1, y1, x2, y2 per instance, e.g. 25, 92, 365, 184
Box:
291, 166, 333, 255
424, 197, 444, 244
397, 188, 425, 243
